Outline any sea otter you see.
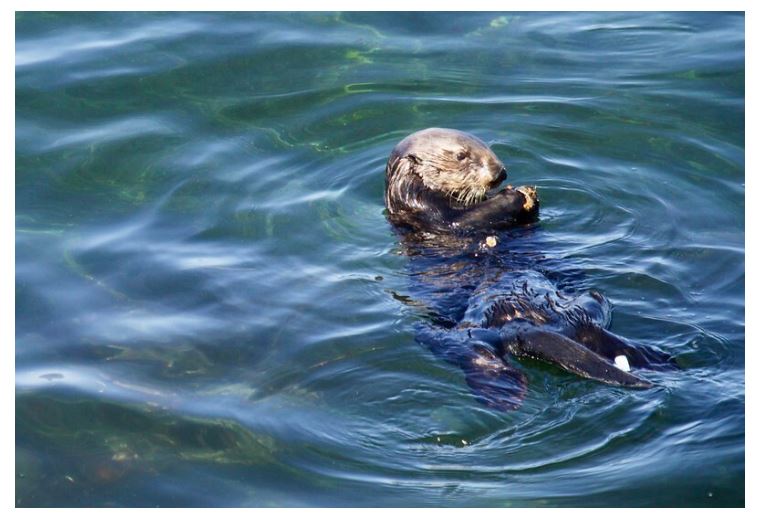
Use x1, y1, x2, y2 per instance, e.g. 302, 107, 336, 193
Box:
386, 128, 674, 410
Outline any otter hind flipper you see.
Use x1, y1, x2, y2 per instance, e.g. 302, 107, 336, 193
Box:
506, 327, 653, 389
462, 347, 528, 411
414, 325, 528, 410
575, 325, 678, 370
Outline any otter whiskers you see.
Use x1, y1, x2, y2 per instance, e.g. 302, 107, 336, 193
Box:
451, 185, 487, 206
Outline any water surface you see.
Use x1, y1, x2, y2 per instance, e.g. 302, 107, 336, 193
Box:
16, 12, 744, 507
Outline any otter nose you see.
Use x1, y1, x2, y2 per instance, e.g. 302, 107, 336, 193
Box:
497, 168, 507, 182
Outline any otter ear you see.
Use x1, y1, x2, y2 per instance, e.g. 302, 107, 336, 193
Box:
387, 153, 415, 182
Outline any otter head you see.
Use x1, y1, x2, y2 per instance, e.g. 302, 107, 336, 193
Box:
385, 128, 508, 219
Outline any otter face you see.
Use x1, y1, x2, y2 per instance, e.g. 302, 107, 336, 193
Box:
386, 128, 507, 212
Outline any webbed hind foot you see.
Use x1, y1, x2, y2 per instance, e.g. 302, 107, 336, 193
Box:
574, 324, 678, 370
415, 324, 528, 410
504, 326, 653, 388
461, 344, 528, 411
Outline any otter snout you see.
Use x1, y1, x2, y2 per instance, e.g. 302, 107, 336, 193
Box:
489, 167, 507, 189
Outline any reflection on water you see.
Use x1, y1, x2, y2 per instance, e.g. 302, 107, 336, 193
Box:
16, 12, 743, 506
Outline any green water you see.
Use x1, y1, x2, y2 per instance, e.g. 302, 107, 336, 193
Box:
16, 12, 744, 507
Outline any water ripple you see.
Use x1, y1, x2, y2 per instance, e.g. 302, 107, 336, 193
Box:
16, 11, 743, 507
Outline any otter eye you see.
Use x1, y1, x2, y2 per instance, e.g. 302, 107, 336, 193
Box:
406, 154, 422, 165
456, 151, 469, 161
